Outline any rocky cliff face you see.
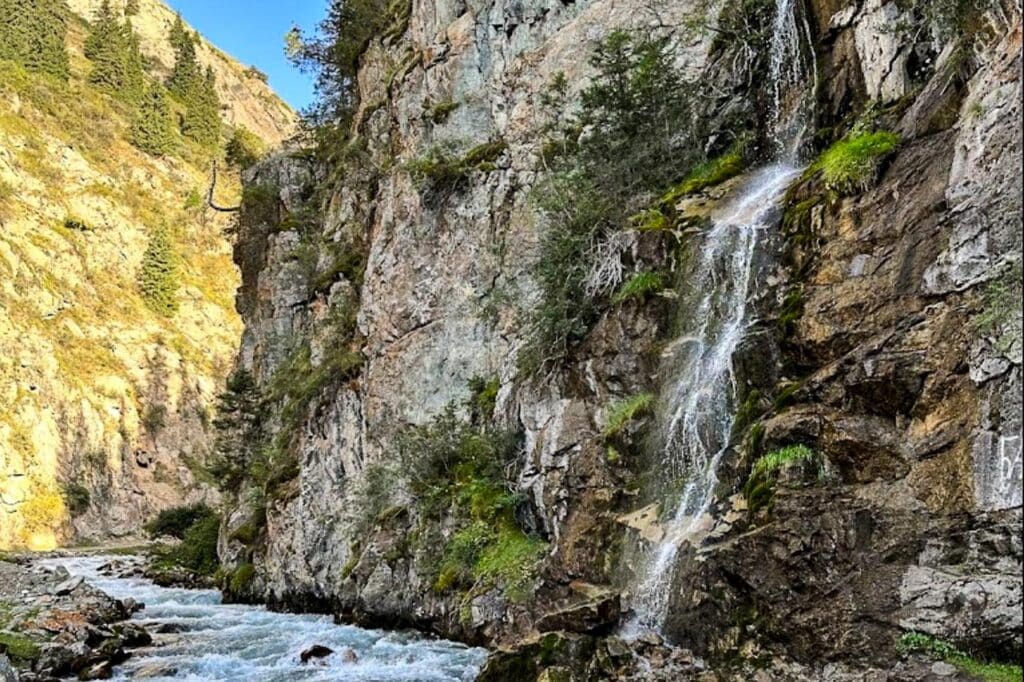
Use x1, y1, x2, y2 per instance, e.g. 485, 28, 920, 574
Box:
222, 0, 1021, 675
0, 2, 294, 550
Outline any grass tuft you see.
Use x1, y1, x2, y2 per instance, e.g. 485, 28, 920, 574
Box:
603, 393, 655, 439
751, 444, 817, 479
613, 271, 665, 304
818, 131, 900, 195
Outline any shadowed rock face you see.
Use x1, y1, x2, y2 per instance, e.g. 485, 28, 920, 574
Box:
663, 2, 1023, 665
220, 0, 1021, 673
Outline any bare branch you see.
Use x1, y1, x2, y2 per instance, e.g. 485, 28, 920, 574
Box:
207, 161, 242, 213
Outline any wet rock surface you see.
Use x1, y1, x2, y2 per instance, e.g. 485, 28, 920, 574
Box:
0, 557, 151, 680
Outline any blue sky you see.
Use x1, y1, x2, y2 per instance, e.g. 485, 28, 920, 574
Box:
165, 0, 328, 111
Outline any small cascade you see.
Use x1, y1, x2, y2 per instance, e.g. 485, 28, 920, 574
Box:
768, 0, 818, 159
623, 0, 817, 635
623, 164, 800, 635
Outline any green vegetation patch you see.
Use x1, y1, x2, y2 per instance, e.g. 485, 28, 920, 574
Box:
226, 126, 266, 169
60, 483, 91, 517
744, 444, 820, 513
229, 563, 256, 593
898, 632, 1023, 682
152, 510, 220, 576
661, 142, 747, 204
144, 504, 215, 539
975, 263, 1023, 354
0, 630, 41, 661
389, 402, 545, 602
817, 131, 900, 196
613, 271, 665, 304
138, 224, 181, 317
751, 444, 817, 479
406, 140, 507, 194
428, 100, 459, 124
603, 393, 655, 439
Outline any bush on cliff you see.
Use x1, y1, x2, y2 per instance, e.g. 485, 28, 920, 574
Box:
225, 126, 266, 169
151, 508, 220, 577
522, 30, 705, 375
144, 504, 215, 539
382, 400, 546, 602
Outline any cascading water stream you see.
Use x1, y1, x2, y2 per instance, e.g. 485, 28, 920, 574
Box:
623, 0, 816, 635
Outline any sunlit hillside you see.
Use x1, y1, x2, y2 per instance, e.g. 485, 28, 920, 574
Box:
0, 3, 289, 550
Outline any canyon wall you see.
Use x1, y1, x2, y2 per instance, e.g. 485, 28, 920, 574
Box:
222, 0, 1021, 674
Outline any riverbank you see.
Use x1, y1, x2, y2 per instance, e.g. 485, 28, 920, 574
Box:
0, 554, 150, 680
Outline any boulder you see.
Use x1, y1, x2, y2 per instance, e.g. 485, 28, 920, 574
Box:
536, 585, 620, 635
299, 645, 334, 663
77, 660, 113, 680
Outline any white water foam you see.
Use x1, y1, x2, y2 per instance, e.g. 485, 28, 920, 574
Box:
41, 556, 487, 681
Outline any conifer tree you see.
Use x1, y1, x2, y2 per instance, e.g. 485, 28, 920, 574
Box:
86, 5, 145, 104
138, 224, 180, 316
183, 66, 221, 147
132, 86, 176, 156
84, 0, 117, 60
167, 15, 201, 98
123, 28, 146, 102
0, 0, 70, 80
125, 0, 139, 15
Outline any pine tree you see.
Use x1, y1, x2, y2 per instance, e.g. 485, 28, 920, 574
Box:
122, 27, 146, 103
168, 11, 189, 52
167, 15, 201, 98
125, 0, 139, 15
132, 86, 176, 156
0, 0, 70, 80
87, 5, 146, 105
84, 0, 117, 59
183, 66, 221, 147
138, 224, 180, 316
210, 370, 265, 492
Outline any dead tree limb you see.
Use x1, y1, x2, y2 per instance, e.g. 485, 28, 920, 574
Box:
207, 161, 242, 213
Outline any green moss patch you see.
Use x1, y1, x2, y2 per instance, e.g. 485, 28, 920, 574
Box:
817, 131, 900, 196
661, 142, 746, 204
0, 631, 42, 661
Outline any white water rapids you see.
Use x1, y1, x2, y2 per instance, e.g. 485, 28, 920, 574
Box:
40, 556, 487, 681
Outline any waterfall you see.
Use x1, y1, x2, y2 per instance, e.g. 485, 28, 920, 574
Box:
623, 0, 816, 635
768, 0, 818, 159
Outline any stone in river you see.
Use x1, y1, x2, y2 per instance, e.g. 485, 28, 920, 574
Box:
300, 645, 334, 663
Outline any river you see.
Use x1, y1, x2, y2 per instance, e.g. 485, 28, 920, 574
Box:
40, 556, 487, 681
